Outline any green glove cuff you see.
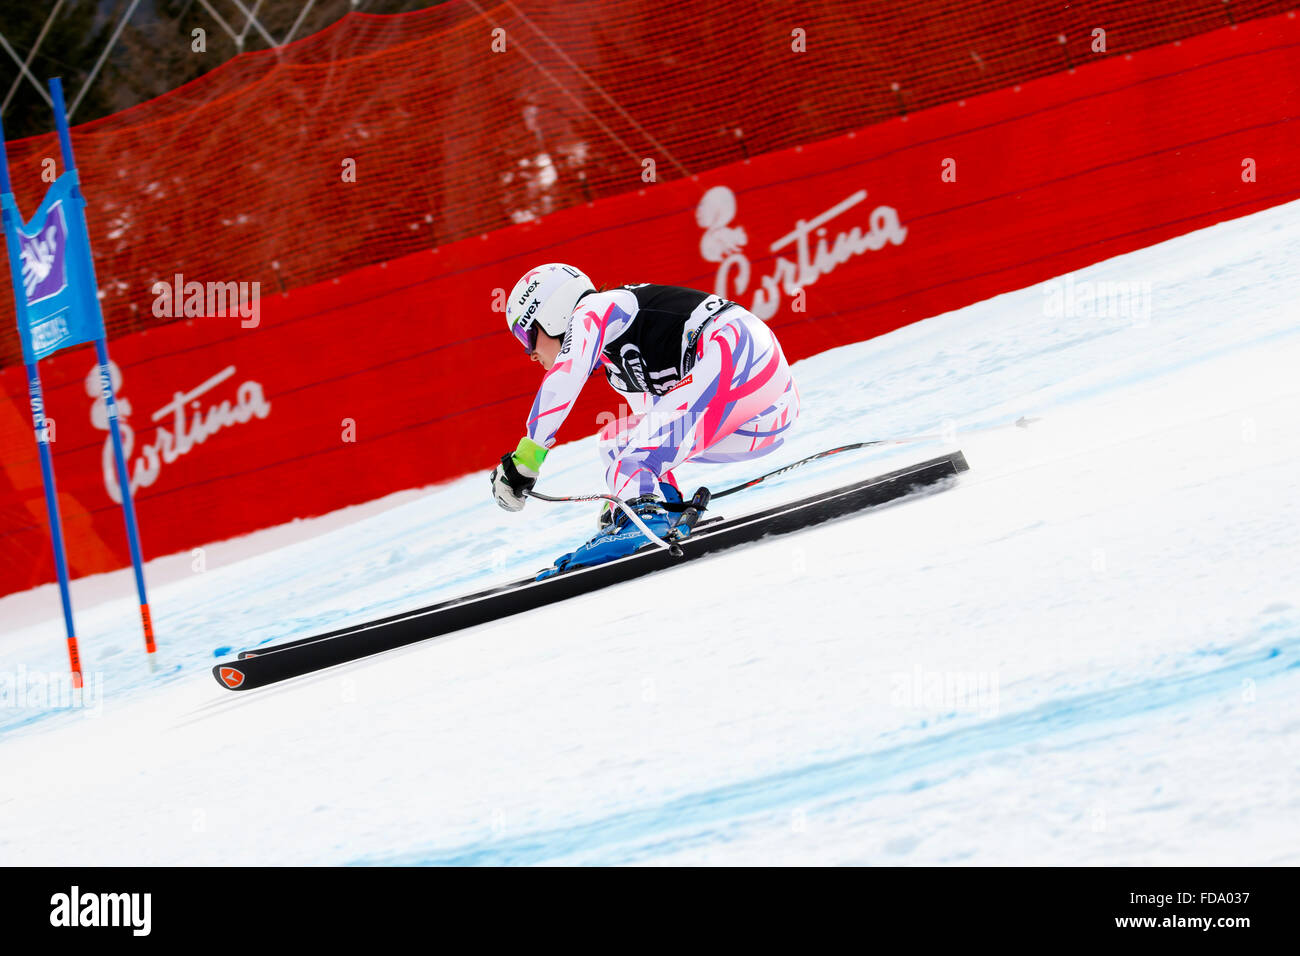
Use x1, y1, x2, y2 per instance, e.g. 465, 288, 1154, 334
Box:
513, 436, 548, 475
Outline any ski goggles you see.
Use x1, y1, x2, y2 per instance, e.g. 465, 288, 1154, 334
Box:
511, 318, 539, 354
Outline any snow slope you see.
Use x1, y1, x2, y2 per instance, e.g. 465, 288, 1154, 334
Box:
1, 200, 1298, 865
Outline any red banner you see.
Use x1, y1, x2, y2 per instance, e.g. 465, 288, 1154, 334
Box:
1, 13, 1297, 596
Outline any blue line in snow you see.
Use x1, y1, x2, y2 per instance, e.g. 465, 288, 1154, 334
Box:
354, 622, 1299, 866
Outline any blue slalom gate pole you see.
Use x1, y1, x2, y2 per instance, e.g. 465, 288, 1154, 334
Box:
0, 114, 84, 685
24, 368, 84, 684
49, 77, 156, 658
92, 336, 155, 654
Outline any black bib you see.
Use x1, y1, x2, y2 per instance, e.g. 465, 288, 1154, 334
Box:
600, 284, 736, 395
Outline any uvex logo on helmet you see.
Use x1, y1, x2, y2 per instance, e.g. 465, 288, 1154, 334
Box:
517, 279, 541, 306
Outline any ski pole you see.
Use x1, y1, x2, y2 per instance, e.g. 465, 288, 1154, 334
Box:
525, 415, 1036, 533
708, 415, 1038, 500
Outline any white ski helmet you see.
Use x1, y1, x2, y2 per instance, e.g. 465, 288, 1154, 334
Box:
505, 263, 595, 351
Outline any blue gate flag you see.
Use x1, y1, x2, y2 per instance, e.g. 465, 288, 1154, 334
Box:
1, 169, 106, 363
0, 76, 157, 679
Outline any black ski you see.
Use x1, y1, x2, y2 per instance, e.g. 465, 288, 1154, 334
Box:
213, 451, 968, 691
232, 512, 730, 660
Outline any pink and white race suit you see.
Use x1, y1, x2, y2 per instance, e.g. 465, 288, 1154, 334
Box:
524, 284, 800, 498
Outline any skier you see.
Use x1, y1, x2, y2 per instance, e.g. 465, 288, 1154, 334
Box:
490, 263, 799, 575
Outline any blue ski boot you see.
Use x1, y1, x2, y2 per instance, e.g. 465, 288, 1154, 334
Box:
594, 481, 683, 530
537, 484, 688, 581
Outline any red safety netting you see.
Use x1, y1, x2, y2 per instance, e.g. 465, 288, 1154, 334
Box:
0, 0, 1290, 368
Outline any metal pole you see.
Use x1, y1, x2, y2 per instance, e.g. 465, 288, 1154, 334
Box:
49, 78, 76, 170
26, 364, 85, 687
0, 111, 83, 687
66, 0, 145, 120
92, 339, 155, 655
0, 0, 66, 116
50, 77, 156, 659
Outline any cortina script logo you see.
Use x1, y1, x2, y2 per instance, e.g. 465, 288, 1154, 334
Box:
88, 360, 271, 504
695, 185, 907, 318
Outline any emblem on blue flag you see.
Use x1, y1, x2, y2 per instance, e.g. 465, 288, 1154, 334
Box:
4, 173, 103, 363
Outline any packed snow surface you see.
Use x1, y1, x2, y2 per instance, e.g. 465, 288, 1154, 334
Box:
2, 201, 1298, 865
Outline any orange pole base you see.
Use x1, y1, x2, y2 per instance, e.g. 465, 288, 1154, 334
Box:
140, 603, 156, 654
67, 636, 83, 689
